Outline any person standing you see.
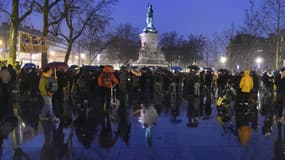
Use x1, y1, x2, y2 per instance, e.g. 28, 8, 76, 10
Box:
239, 69, 254, 102
38, 67, 58, 121
275, 67, 285, 122
98, 65, 119, 112
184, 69, 199, 126
118, 67, 129, 107
262, 68, 275, 96
7, 64, 17, 90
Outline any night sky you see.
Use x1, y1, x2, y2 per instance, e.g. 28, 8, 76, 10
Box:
111, 0, 261, 36
28, 0, 260, 36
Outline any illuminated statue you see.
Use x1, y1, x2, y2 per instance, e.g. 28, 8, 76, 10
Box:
144, 3, 157, 33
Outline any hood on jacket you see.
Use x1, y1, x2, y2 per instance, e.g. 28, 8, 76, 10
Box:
103, 65, 114, 73
244, 70, 250, 76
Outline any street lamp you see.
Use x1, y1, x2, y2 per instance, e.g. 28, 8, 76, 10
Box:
80, 53, 86, 65
255, 57, 263, 70
96, 54, 101, 63
50, 51, 55, 56
220, 56, 227, 68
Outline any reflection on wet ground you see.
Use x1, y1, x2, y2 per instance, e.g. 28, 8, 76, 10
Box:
0, 94, 279, 160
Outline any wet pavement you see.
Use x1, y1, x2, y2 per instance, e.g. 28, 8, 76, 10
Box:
0, 95, 280, 160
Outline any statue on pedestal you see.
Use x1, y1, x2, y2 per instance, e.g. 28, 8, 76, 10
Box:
144, 3, 157, 33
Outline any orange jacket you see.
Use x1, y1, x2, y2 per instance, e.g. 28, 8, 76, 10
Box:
98, 66, 119, 88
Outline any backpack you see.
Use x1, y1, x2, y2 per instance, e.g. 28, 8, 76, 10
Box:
48, 78, 58, 93
103, 73, 111, 87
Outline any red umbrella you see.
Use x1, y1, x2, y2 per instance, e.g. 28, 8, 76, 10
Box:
46, 62, 68, 71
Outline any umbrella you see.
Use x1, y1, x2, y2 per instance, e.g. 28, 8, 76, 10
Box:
187, 65, 200, 71
23, 63, 36, 69
82, 65, 98, 71
170, 66, 182, 71
140, 67, 152, 73
46, 62, 68, 70
203, 67, 213, 72
69, 65, 79, 70
217, 68, 230, 74
131, 69, 142, 76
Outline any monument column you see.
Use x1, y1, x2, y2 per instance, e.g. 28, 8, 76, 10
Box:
133, 3, 167, 67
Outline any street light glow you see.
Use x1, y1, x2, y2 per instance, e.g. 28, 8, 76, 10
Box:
97, 54, 101, 62
50, 51, 55, 56
255, 57, 263, 64
0, 40, 2, 45
80, 53, 86, 59
255, 57, 263, 69
220, 56, 227, 64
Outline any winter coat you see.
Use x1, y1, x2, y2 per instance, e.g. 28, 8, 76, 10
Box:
39, 72, 51, 96
239, 70, 253, 93
262, 72, 274, 89
183, 72, 196, 97
98, 66, 119, 88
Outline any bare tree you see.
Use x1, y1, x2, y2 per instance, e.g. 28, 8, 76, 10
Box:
108, 23, 140, 64
34, 0, 63, 67
241, 0, 263, 36
235, 0, 264, 69
159, 31, 181, 64
50, 0, 116, 64
78, 15, 111, 65
260, 0, 285, 69
211, 23, 237, 69
160, 31, 206, 67
0, 0, 34, 66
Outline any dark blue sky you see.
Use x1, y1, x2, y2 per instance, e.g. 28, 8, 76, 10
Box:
111, 0, 259, 36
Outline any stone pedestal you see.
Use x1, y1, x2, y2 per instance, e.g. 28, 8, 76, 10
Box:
133, 32, 168, 67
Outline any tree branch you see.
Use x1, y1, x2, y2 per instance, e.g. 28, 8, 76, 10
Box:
33, 1, 43, 12
19, 1, 34, 22
49, 0, 61, 10
48, 14, 64, 26
0, 7, 11, 17
57, 32, 69, 41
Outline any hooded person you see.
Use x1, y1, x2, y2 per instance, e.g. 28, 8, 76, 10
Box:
239, 69, 253, 102
97, 65, 119, 112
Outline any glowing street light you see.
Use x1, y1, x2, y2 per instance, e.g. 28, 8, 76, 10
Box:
80, 53, 86, 59
220, 56, 227, 68
50, 51, 55, 56
255, 57, 263, 69
97, 54, 101, 62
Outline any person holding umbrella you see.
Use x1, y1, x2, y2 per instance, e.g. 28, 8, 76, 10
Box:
38, 66, 59, 122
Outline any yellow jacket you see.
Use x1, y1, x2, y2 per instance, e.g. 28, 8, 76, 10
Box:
239, 70, 253, 93
39, 72, 50, 96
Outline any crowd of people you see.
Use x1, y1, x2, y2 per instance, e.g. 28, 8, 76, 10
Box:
0, 63, 284, 150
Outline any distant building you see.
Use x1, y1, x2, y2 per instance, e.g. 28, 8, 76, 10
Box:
0, 22, 69, 66
226, 34, 271, 71
226, 28, 285, 71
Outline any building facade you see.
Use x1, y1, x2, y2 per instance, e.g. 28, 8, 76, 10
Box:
0, 22, 69, 66
226, 34, 271, 72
